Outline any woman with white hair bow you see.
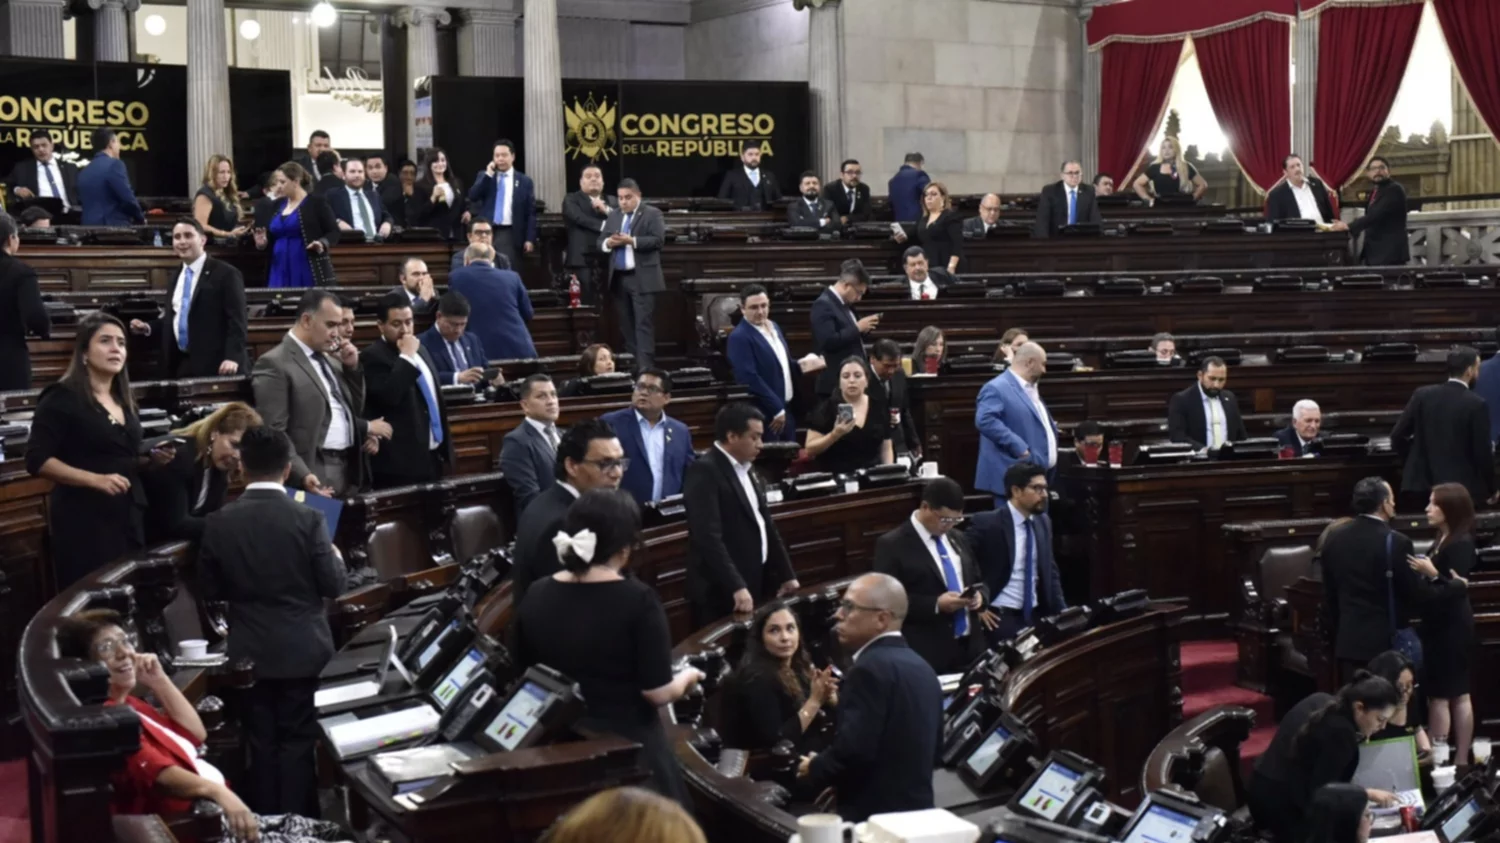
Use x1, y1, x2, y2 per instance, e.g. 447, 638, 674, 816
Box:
511, 488, 705, 807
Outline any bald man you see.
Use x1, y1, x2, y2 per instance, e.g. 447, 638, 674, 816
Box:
964, 193, 1003, 238
798, 573, 942, 821
975, 341, 1060, 502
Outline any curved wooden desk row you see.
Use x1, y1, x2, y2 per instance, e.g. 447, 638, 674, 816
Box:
668, 598, 1186, 843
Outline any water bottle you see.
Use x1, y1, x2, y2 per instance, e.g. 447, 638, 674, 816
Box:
568, 275, 581, 309
152, 229, 162, 248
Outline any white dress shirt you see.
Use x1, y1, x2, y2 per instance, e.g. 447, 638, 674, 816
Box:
853, 630, 904, 663
525, 416, 560, 451
845, 183, 858, 213
745, 165, 760, 187
287, 332, 353, 450
909, 512, 964, 593
909, 274, 938, 300
804, 198, 828, 227
1010, 369, 1057, 468
398, 345, 442, 449
35, 159, 71, 210
636, 410, 668, 501
754, 320, 794, 403
612, 211, 636, 271
493, 171, 513, 226
715, 442, 767, 563
347, 186, 377, 238
994, 502, 1037, 610
1288, 179, 1326, 224
1200, 386, 1227, 449
168, 253, 208, 346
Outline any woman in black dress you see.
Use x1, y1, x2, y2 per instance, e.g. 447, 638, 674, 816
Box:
720, 602, 838, 751
1248, 673, 1400, 843
142, 401, 261, 544
513, 489, 704, 806
804, 356, 893, 475
896, 181, 964, 274
408, 147, 468, 241
1299, 783, 1371, 843
1407, 482, 1477, 763
1131, 136, 1207, 204
194, 154, 246, 239
1364, 650, 1431, 752
26, 314, 176, 589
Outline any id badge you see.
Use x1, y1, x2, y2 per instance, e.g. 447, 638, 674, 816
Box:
889, 408, 901, 426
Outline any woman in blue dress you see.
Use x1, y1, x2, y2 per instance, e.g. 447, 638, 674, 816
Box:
253, 162, 339, 288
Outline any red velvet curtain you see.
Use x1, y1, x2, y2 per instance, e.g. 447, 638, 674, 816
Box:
1098, 39, 1184, 186
1313, 2, 1422, 190
1433, 0, 1500, 142
1194, 19, 1292, 192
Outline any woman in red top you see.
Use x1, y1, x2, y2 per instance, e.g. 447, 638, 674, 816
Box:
57, 609, 348, 843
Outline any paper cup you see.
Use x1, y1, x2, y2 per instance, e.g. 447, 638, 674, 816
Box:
1434, 765, 1458, 791
178, 639, 208, 659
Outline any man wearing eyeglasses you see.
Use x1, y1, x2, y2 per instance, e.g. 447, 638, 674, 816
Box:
872, 477, 987, 673
824, 158, 872, 225
602, 368, 694, 505
508, 418, 625, 602
1033, 160, 1103, 238
968, 461, 1067, 643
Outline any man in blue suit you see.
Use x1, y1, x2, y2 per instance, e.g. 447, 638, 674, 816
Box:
798, 572, 941, 822
967, 461, 1067, 642
77, 128, 144, 227
418, 291, 503, 387
601, 368, 694, 505
726, 283, 810, 442
974, 341, 1058, 502
446, 244, 536, 361
886, 151, 930, 222
326, 158, 392, 241
466, 138, 536, 270
1476, 345, 1500, 445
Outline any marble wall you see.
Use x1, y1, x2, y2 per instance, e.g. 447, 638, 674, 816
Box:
685, 0, 808, 82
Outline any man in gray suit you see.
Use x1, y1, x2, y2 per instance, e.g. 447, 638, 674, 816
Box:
562, 164, 616, 303
251, 288, 386, 497
964, 193, 1003, 238
199, 425, 346, 816
600, 178, 665, 371
499, 373, 562, 518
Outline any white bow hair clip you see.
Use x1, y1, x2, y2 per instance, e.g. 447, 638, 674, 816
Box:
553, 529, 598, 564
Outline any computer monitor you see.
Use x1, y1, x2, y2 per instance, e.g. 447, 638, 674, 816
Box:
468, 665, 585, 754
478, 681, 552, 751
1440, 797, 1481, 843
1115, 791, 1227, 843
415, 619, 462, 671
430, 646, 486, 711
959, 709, 1035, 791
1011, 751, 1105, 824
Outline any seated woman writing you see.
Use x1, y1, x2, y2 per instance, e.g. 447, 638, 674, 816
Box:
804, 357, 893, 475
57, 609, 349, 843
719, 602, 838, 752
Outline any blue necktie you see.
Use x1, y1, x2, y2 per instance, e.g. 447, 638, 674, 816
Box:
614, 213, 632, 269
415, 365, 443, 445
1067, 189, 1077, 226
493, 171, 507, 224
1022, 519, 1036, 622
177, 267, 193, 352
934, 535, 968, 637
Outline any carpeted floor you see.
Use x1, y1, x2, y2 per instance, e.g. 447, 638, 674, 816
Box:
1181, 640, 1278, 767
0, 759, 27, 843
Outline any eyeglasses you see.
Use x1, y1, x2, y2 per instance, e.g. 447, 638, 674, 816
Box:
633, 383, 665, 395
93, 631, 138, 658
582, 457, 630, 473
1025, 483, 1049, 493
837, 599, 884, 615
1062, 171, 1083, 177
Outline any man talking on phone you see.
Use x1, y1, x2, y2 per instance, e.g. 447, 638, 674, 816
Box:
872, 477, 987, 672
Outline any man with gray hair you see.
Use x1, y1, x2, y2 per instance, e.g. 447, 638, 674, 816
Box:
798, 573, 942, 821
1276, 399, 1323, 457
446, 242, 537, 360
975, 340, 1060, 503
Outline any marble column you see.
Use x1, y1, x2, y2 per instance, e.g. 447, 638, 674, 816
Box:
1080, 8, 1100, 180
187, 0, 231, 191
86, 0, 137, 62
801, 0, 844, 179
458, 9, 517, 77
1, 0, 66, 58
1293, 12, 1319, 164
398, 5, 451, 159
522, 0, 565, 207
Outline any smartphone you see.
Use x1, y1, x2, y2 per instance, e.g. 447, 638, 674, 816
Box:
960, 584, 980, 600
482, 367, 501, 382
889, 222, 904, 236
836, 403, 854, 425
138, 435, 188, 456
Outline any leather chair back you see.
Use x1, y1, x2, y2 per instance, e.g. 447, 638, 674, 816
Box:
450, 505, 504, 564
1195, 745, 1239, 813
366, 521, 432, 580
1260, 545, 1314, 605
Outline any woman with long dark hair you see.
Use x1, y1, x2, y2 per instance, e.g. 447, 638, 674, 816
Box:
1299, 783, 1372, 843
408, 147, 468, 241
911, 326, 946, 374
1408, 481, 1477, 762
513, 489, 703, 806
253, 162, 339, 288
25, 314, 174, 588
720, 601, 838, 751
1248, 673, 1401, 842
1365, 650, 1431, 751
804, 356, 894, 474
561, 343, 615, 397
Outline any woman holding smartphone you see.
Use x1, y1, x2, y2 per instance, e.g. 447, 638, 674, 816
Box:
804, 356, 893, 475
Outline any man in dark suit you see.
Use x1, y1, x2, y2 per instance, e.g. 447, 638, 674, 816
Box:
499, 374, 562, 518
888, 152, 930, 222
601, 369, 694, 505
1274, 399, 1323, 457
126, 219, 247, 378
786, 171, 841, 232
359, 292, 453, 489
1390, 346, 1494, 507
310, 150, 343, 197
717, 140, 781, 210
798, 572, 941, 821
391, 256, 436, 315
1476, 342, 1500, 445
600, 178, 666, 371
451, 218, 498, 273
5, 129, 78, 215
900, 246, 950, 301
419, 291, 496, 386
76, 128, 143, 227
969, 461, 1067, 642
199, 425, 346, 816
1322, 477, 1459, 680
726, 283, 813, 443
873, 478, 986, 673
1033, 160, 1102, 238
684, 403, 798, 626
327, 158, 392, 242
1266, 154, 1334, 224
467, 138, 537, 269
1332, 156, 1409, 266
292, 130, 332, 181
1167, 356, 1249, 450
447, 244, 536, 360
562, 164, 615, 301
824, 158, 872, 225
870, 339, 921, 460
364, 154, 405, 226
810, 259, 876, 396
0, 216, 50, 391
508, 418, 624, 602
964, 193, 1003, 238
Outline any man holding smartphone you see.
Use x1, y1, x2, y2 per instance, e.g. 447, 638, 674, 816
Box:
810, 259, 876, 397
872, 477, 987, 673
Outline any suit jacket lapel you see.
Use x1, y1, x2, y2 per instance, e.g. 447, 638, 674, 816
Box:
746, 322, 787, 384
189, 261, 212, 321
715, 447, 758, 519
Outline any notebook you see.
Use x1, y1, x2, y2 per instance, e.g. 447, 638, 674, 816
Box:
1353, 735, 1425, 811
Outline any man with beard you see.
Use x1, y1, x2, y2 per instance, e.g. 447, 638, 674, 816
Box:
1167, 355, 1248, 451
824, 158, 872, 225
786, 171, 841, 232
1266, 153, 1334, 225
968, 461, 1067, 642
1332, 156, 1409, 266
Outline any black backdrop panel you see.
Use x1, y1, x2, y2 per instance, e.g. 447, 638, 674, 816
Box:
431, 77, 810, 198
227, 68, 294, 192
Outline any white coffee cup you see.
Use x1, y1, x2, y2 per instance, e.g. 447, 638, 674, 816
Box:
178, 639, 208, 659
797, 813, 853, 843
1434, 765, 1458, 791
1474, 737, 1492, 764
919, 461, 940, 478
1433, 739, 1452, 765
